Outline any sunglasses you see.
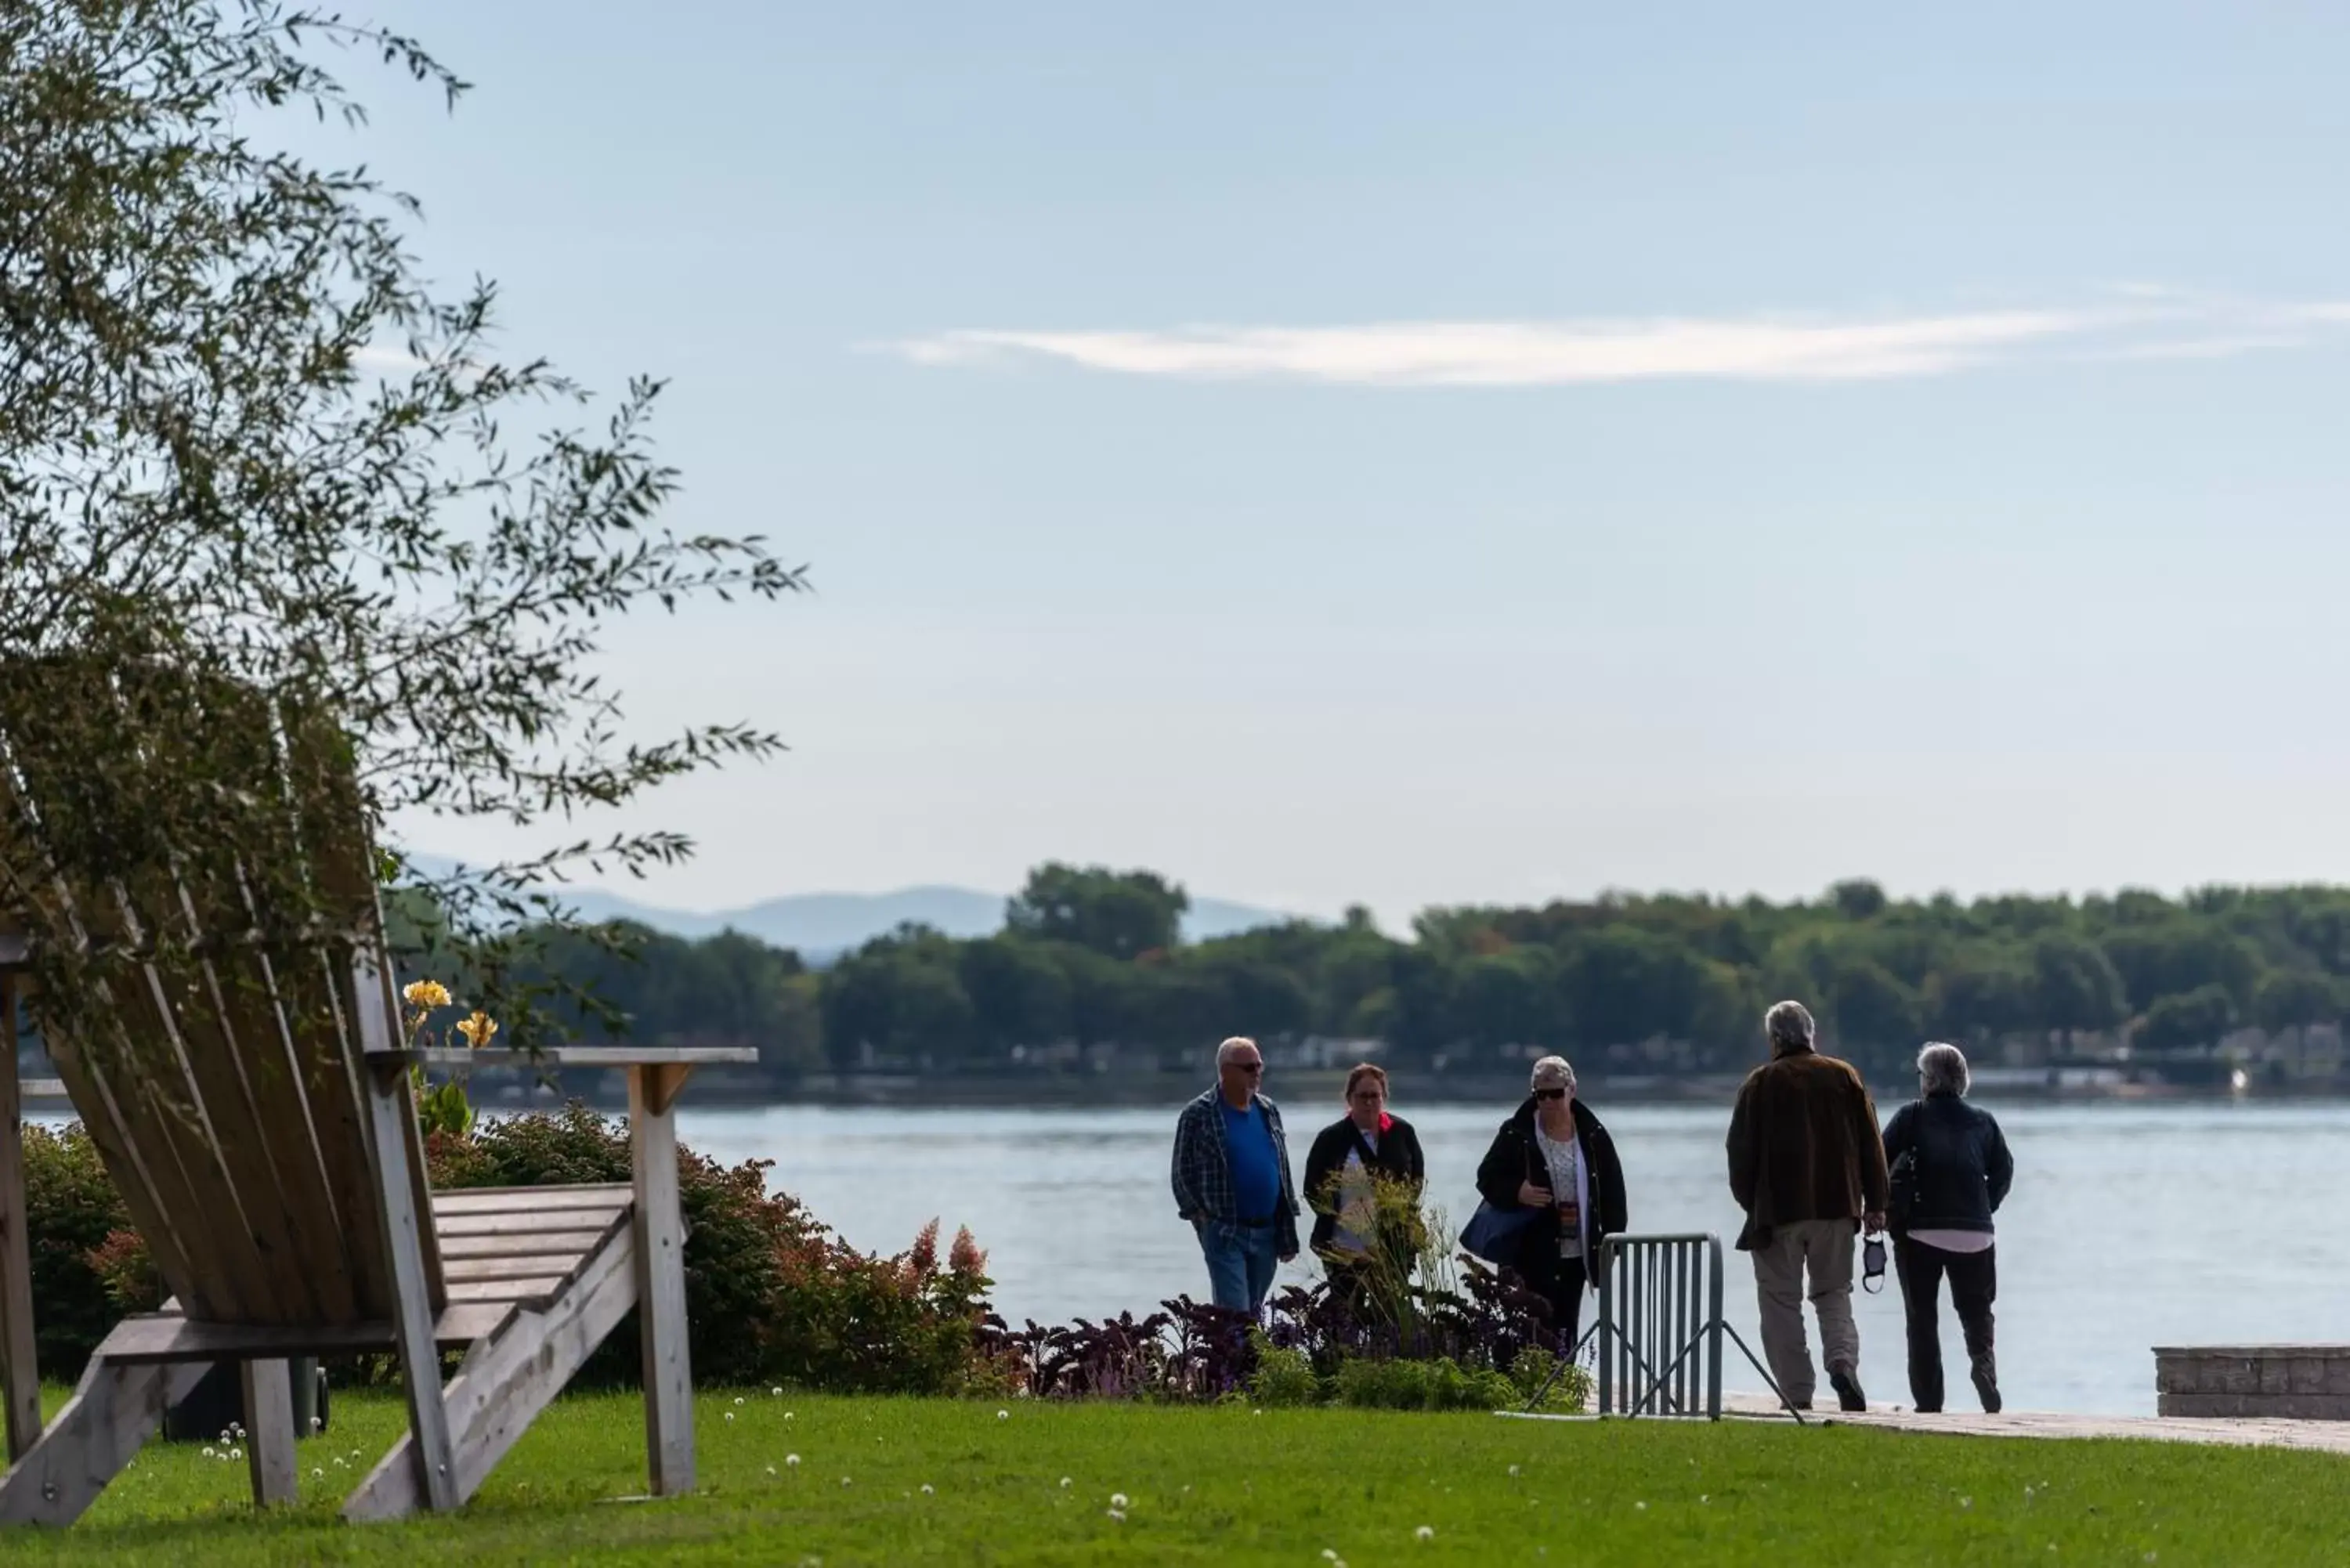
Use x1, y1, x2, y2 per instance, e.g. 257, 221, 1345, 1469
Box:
1231, 1061, 1264, 1075
1533, 1086, 1568, 1101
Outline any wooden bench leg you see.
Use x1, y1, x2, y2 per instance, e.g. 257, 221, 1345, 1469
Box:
345, 1224, 639, 1521
360, 1059, 459, 1513
240, 1360, 298, 1508
630, 1064, 694, 1498
0, 1357, 207, 1526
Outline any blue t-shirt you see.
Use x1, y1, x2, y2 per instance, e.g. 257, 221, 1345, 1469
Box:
1220, 1100, 1282, 1222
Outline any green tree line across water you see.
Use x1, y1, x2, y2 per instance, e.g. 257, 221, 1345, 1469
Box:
389, 865, 2350, 1086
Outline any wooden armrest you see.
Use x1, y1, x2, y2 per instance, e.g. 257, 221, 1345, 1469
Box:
16, 1079, 67, 1100
367, 1046, 759, 1070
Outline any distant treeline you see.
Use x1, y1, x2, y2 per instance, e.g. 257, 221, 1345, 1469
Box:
385, 865, 2350, 1084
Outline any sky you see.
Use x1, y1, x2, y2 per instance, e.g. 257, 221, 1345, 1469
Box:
337, 0, 2350, 930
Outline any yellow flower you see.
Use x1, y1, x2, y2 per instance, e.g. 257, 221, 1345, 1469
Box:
403, 979, 452, 1010
454, 1011, 499, 1049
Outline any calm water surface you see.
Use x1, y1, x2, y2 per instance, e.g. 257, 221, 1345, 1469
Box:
677, 1097, 2349, 1418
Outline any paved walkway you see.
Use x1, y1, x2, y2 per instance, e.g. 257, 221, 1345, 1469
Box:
1502, 1393, 2350, 1456
1717, 1391, 2350, 1456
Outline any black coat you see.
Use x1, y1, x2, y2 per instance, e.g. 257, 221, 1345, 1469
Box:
1882, 1092, 2013, 1235
1301, 1115, 1426, 1255
1474, 1097, 1629, 1277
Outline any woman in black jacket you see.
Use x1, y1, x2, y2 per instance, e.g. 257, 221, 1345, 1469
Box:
1882, 1041, 2015, 1414
1473, 1055, 1629, 1351
1302, 1064, 1426, 1305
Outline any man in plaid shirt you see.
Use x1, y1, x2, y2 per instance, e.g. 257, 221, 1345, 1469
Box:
1170, 1035, 1300, 1312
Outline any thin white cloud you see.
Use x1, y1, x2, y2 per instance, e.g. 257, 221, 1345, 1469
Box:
889, 294, 2350, 388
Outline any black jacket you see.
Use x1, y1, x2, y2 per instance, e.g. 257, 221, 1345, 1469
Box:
1882, 1092, 2013, 1235
1474, 1097, 1629, 1277
1300, 1115, 1426, 1256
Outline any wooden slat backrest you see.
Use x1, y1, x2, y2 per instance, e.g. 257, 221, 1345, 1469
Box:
0, 658, 413, 1328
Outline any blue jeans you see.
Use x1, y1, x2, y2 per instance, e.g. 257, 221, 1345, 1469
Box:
1197, 1219, 1280, 1313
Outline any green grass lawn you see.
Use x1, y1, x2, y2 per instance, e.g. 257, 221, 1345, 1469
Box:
0, 1387, 2345, 1565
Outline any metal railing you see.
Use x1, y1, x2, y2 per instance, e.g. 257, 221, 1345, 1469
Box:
1572, 1231, 1802, 1422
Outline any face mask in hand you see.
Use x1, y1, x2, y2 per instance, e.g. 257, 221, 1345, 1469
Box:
1860, 1232, 1888, 1295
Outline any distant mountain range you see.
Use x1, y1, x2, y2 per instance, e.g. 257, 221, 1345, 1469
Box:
398, 854, 1299, 962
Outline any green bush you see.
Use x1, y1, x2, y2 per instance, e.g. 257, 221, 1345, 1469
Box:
1508, 1346, 1592, 1413
1245, 1333, 1322, 1407
23, 1124, 138, 1378
1331, 1353, 1518, 1412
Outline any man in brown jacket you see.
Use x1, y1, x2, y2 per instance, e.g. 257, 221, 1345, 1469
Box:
1726, 999, 1889, 1412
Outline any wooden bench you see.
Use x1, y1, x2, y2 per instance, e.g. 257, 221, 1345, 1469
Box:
0, 667, 754, 1523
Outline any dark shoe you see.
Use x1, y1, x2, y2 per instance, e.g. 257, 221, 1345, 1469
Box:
1829, 1367, 1867, 1412
1971, 1355, 2001, 1414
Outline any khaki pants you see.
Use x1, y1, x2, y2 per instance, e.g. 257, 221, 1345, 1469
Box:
1751, 1218, 1859, 1406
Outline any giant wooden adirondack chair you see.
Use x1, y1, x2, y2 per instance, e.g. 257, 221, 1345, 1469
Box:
0, 660, 752, 1524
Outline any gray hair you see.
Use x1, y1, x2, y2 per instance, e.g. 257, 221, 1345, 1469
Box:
1529, 1055, 1577, 1093
1216, 1035, 1260, 1066
1918, 1041, 1970, 1097
1764, 999, 1816, 1051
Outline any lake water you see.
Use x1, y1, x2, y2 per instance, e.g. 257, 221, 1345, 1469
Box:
678, 1097, 2350, 1418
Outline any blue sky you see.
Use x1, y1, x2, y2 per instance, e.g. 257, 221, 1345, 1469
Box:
352, 1, 2350, 928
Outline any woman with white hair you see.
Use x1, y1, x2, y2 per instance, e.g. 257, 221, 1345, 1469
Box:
1471, 1056, 1629, 1351
1882, 1041, 2016, 1414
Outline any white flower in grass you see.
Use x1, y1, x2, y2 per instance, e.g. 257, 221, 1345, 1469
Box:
785, 1454, 801, 1468
724, 1413, 735, 1424
996, 1409, 1010, 1420
1635, 1501, 1646, 1512
920, 1484, 935, 1496
1324, 1552, 1340, 1562
1060, 1477, 1072, 1489
772, 1387, 783, 1397
765, 1465, 778, 1477
1508, 1464, 1520, 1478
1110, 1493, 1129, 1509
1106, 1508, 1126, 1523
1415, 1526, 1435, 1542
201, 1447, 215, 1460
841, 1476, 852, 1488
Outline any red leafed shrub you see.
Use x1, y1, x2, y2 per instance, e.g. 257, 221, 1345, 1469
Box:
85, 1228, 164, 1316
